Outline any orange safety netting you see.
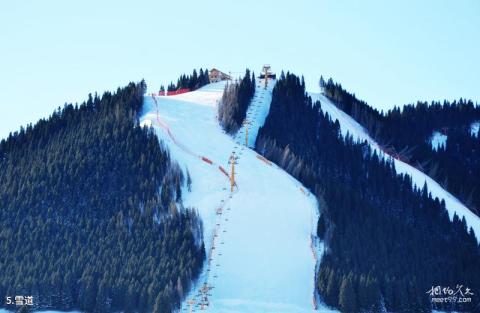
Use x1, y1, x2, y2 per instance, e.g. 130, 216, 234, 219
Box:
151, 95, 232, 180
256, 154, 272, 166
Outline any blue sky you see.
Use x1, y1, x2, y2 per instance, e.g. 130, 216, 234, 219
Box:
1, 0, 479, 139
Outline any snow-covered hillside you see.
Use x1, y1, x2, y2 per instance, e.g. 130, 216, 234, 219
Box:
310, 93, 480, 238
140, 81, 337, 313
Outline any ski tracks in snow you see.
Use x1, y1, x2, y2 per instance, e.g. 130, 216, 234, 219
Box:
140, 81, 336, 313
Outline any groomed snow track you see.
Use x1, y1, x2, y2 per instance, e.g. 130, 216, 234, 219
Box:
310, 93, 480, 238
140, 80, 337, 313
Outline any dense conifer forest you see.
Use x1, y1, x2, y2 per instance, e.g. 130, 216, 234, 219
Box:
321, 77, 480, 215
217, 69, 256, 134
257, 73, 480, 312
0, 82, 205, 313
163, 68, 210, 92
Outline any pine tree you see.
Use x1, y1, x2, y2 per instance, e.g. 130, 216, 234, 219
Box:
186, 169, 192, 192
152, 294, 162, 313
339, 276, 357, 313
325, 269, 339, 306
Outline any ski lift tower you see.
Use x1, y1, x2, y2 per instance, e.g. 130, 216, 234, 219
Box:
242, 120, 250, 146
198, 283, 213, 310
262, 64, 271, 89
187, 299, 195, 313
228, 152, 238, 192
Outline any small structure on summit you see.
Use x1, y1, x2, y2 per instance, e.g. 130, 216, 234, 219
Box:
258, 64, 276, 79
259, 64, 276, 88
209, 68, 231, 83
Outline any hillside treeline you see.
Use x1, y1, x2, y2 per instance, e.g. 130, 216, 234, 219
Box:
257, 72, 480, 313
218, 69, 256, 134
162, 68, 210, 92
0, 82, 205, 313
321, 77, 480, 214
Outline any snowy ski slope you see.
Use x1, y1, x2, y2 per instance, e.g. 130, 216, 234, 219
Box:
140, 81, 336, 313
310, 93, 480, 238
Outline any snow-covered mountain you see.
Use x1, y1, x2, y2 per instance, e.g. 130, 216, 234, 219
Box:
138, 78, 480, 312
2, 76, 475, 313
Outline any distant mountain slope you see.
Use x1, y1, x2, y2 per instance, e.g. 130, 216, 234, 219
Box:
309, 92, 480, 238
140, 80, 333, 313
321, 78, 480, 214
256, 72, 480, 313
0, 82, 204, 313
